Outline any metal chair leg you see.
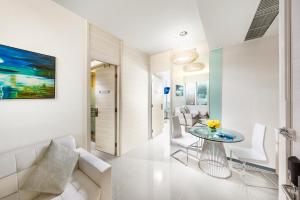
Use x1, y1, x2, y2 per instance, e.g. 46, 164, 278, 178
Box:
186, 147, 189, 164
229, 150, 233, 167
171, 149, 187, 166
239, 161, 278, 190
171, 143, 199, 166
196, 140, 199, 158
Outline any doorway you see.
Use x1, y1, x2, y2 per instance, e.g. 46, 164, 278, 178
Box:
151, 71, 171, 138
90, 60, 118, 155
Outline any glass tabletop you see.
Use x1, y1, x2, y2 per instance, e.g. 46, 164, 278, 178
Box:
187, 126, 245, 143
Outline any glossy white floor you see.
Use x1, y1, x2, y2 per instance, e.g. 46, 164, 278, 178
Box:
92, 122, 278, 200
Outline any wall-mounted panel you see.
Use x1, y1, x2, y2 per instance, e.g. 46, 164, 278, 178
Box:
89, 25, 121, 65
209, 48, 223, 120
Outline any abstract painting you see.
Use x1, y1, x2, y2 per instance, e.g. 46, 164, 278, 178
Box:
175, 85, 184, 96
0, 44, 55, 99
196, 82, 208, 105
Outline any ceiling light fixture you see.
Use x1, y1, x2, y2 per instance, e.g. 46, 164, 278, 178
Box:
171, 49, 199, 65
183, 62, 205, 72
179, 31, 188, 37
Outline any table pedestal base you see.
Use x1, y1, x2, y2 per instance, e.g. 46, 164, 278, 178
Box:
199, 140, 231, 179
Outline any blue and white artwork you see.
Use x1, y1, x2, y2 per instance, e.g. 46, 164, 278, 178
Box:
0, 44, 56, 99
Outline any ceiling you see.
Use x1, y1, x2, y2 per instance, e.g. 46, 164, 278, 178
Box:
196, 0, 278, 49
53, 0, 207, 54
53, 0, 278, 54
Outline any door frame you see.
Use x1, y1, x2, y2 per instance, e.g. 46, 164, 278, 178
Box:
149, 71, 172, 140
91, 64, 119, 155
150, 73, 165, 138
278, 0, 292, 198
148, 72, 153, 139
87, 61, 121, 156
83, 23, 122, 156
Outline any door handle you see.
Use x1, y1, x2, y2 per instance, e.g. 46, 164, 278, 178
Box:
95, 108, 99, 117
276, 127, 296, 141
91, 107, 99, 117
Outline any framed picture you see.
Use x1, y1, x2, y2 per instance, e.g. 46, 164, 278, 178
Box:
175, 85, 184, 96
196, 82, 209, 105
185, 82, 196, 105
0, 44, 56, 99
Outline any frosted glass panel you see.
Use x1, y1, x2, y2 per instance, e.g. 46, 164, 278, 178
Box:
209, 49, 222, 120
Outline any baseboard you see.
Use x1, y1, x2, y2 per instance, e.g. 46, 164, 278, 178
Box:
227, 157, 276, 173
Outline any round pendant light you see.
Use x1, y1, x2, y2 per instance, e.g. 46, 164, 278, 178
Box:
183, 62, 205, 72
171, 49, 199, 65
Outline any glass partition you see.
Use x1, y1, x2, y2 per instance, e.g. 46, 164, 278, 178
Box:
209, 48, 223, 120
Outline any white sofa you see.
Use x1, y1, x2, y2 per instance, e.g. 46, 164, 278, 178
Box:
175, 105, 208, 126
0, 136, 112, 200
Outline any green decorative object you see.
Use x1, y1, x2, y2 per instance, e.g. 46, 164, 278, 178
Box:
210, 128, 217, 132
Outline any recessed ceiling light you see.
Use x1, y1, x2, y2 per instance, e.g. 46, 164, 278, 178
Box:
179, 31, 188, 37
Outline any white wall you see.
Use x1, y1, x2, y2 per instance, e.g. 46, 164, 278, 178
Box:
120, 45, 150, 154
0, 0, 87, 152
150, 51, 172, 74
222, 36, 279, 168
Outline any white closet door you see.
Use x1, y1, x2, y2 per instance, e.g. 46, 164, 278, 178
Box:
152, 75, 164, 138
95, 66, 116, 155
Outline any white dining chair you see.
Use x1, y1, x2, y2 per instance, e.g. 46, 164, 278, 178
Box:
170, 116, 200, 165
229, 123, 277, 189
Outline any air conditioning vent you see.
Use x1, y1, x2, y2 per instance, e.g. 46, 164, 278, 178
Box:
245, 0, 279, 41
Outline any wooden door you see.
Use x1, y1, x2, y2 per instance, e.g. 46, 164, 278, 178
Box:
152, 75, 164, 138
95, 65, 116, 155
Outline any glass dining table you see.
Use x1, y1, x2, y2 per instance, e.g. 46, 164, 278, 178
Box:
188, 125, 245, 179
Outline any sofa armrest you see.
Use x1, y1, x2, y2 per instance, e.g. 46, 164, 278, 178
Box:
76, 148, 112, 200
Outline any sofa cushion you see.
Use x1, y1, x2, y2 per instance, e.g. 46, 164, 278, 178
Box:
184, 106, 190, 113
34, 170, 101, 200
19, 166, 40, 200
0, 152, 17, 179
21, 141, 79, 195
0, 174, 18, 199
0, 193, 19, 200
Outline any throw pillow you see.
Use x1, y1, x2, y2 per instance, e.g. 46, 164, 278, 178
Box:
21, 141, 79, 195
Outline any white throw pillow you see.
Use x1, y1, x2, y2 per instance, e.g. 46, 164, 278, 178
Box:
21, 141, 79, 195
